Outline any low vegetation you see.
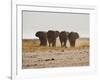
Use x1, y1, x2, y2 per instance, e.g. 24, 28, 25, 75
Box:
22, 38, 89, 52
22, 38, 89, 68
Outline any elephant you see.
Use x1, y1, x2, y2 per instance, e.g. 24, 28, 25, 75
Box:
68, 32, 79, 47
47, 30, 59, 47
35, 31, 47, 46
59, 31, 69, 47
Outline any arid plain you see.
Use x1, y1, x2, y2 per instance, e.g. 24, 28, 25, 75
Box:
22, 38, 89, 69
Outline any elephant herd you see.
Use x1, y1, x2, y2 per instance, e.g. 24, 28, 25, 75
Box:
35, 30, 79, 47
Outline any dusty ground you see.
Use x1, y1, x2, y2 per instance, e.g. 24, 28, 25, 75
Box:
22, 38, 89, 69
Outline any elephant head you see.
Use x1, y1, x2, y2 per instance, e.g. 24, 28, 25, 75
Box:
59, 31, 69, 47
47, 30, 59, 47
55, 31, 60, 38
68, 32, 79, 47
35, 31, 47, 46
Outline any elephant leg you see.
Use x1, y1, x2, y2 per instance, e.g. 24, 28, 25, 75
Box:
43, 39, 47, 46
64, 40, 67, 47
60, 38, 62, 47
48, 41, 51, 47
62, 41, 64, 47
41, 39, 46, 46
40, 39, 42, 46
60, 41, 63, 47
52, 42, 54, 47
72, 40, 75, 47
44, 40, 47, 46
54, 40, 56, 47
70, 40, 75, 47
52, 40, 56, 47
41, 40, 44, 46
69, 40, 71, 47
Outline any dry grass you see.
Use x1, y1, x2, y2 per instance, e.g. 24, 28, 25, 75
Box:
22, 38, 89, 52
22, 38, 89, 69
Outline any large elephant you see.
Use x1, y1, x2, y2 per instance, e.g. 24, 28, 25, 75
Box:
59, 31, 69, 47
47, 30, 59, 47
68, 32, 79, 47
35, 31, 47, 46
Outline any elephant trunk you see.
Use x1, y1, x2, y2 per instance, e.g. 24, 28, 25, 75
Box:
69, 40, 75, 47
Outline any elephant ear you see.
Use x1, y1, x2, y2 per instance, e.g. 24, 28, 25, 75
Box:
75, 32, 79, 39
55, 31, 60, 37
35, 31, 42, 37
35, 32, 39, 37
68, 32, 73, 39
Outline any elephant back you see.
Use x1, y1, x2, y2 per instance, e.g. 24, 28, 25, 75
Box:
47, 30, 59, 39
68, 32, 79, 40
35, 31, 47, 38
59, 31, 69, 37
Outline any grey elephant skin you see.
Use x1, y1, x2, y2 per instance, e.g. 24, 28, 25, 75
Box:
35, 31, 47, 46
68, 32, 79, 47
59, 31, 69, 47
47, 30, 59, 47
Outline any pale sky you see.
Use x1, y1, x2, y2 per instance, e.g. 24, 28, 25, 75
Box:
22, 11, 89, 39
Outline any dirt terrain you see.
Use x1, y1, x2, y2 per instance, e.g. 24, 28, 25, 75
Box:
22, 38, 89, 69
